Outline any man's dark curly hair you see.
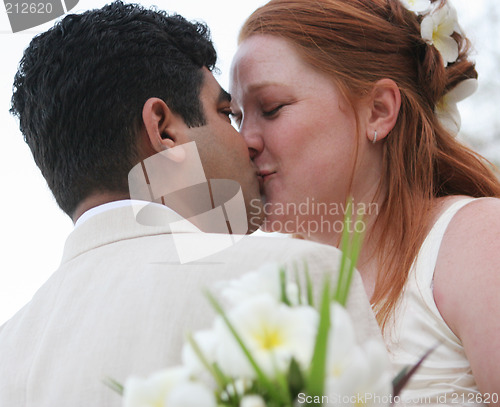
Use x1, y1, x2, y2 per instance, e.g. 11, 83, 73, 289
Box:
10, 1, 217, 217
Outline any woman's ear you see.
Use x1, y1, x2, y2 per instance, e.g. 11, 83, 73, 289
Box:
364, 79, 401, 143
142, 97, 177, 153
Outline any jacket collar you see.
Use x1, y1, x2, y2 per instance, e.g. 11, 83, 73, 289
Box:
61, 203, 200, 264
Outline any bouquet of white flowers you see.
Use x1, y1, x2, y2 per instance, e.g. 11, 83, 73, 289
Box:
106, 201, 428, 407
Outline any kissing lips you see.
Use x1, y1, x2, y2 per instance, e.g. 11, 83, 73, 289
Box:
257, 170, 276, 192
258, 170, 276, 182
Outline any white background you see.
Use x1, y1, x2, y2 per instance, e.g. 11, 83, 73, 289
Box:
0, 0, 497, 325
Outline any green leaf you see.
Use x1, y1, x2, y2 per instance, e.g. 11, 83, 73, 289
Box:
334, 197, 366, 306
205, 290, 287, 405
273, 359, 292, 406
338, 214, 365, 306
103, 376, 124, 396
305, 277, 331, 404
392, 342, 440, 397
287, 358, 305, 398
391, 366, 410, 390
293, 262, 303, 305
334, 198, 353, 305
212, 362, 230, 387
224, 377, 242, 406
304, 261, 314, 307
279, 266, 291, 306
216, 367, 238, 406
187, 333, 229, 390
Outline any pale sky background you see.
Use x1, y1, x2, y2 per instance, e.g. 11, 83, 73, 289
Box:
0, 0, 498, 325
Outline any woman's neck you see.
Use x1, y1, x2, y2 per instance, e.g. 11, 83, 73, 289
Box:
303, 183, 387, 300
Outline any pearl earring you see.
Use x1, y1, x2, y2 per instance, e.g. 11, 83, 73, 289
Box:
372, 130, 378, 144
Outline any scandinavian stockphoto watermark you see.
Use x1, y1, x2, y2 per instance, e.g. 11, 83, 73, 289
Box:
128, 142, 251, 264
248, 197, 379, 235
3, 0, 78, 32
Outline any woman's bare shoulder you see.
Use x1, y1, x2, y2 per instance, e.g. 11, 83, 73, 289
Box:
433, 195, 500, 395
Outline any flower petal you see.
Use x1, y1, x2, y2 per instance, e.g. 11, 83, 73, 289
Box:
445, 78, 479, 103
420, 14, 435, 43
123, 367, 190, 407
215, 294, 318, 378
436, 102, 461, 135
182, 329, 218, 378
434, 35, 459, 66
167, 381, 216, 407
433, 6, 455, 37
400, 0, 431, 13
217, 262, 297, 306
325, 339, 392, 407
326, 304, 356, 377
240, 395, 266, 407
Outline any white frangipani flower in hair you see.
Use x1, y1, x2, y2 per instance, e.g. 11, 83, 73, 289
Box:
400, 0, 431, 13
436, 78, 478, 135
215, 294, 318, 378
123, 367, 216, 407
420, 3, 459, 66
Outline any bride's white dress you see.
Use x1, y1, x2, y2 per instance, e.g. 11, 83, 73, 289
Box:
385, 198, 484, 406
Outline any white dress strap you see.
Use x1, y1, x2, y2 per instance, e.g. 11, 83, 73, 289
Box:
413, 197, 476, 287
387, 197, 483, 403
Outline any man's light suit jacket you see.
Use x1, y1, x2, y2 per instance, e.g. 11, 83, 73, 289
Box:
0, 205, 383, 406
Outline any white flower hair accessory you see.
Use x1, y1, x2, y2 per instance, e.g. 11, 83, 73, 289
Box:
400, 0, 431, 13
400, 0, 476, 135
435, 78, 478, 135
400, 0, 459, 67
420, 2, 459, 66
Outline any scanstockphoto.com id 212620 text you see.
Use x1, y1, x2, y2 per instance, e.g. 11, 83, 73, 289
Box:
296, 391, 500, 405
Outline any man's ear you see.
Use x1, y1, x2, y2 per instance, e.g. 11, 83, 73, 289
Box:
363, 79, 401, 143
142, 97, 188, 153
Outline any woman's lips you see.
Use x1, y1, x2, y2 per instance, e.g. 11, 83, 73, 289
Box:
258, 170, 276, 180
258, 171, 276, 190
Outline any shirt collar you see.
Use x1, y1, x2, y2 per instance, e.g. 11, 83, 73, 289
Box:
74, 199, 177, 228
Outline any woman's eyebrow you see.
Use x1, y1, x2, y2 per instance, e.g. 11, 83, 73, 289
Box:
246, 81, 282, 92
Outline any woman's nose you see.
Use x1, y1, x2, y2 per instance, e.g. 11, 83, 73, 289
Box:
240, 121, 264, 160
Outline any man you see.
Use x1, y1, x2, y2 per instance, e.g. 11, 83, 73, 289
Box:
0, 2, 382, 406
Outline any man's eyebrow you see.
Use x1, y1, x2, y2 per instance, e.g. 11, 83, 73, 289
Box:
218, 88, 232, 103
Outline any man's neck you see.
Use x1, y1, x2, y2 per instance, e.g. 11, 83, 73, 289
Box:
72, 192, 130, 224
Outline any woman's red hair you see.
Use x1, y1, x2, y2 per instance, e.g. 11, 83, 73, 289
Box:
239, 0, 500, 330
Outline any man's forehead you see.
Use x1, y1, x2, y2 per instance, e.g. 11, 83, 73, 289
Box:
201, 69, 231, 103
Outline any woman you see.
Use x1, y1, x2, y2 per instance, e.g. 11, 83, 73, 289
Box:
230, 0, 500, 403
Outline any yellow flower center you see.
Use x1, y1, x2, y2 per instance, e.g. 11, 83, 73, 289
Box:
433, 17, 450, 44
331, 364, 344, 377
253, 327, 284, 350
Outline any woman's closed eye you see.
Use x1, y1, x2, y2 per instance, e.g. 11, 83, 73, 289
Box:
262, 104, 284, 118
